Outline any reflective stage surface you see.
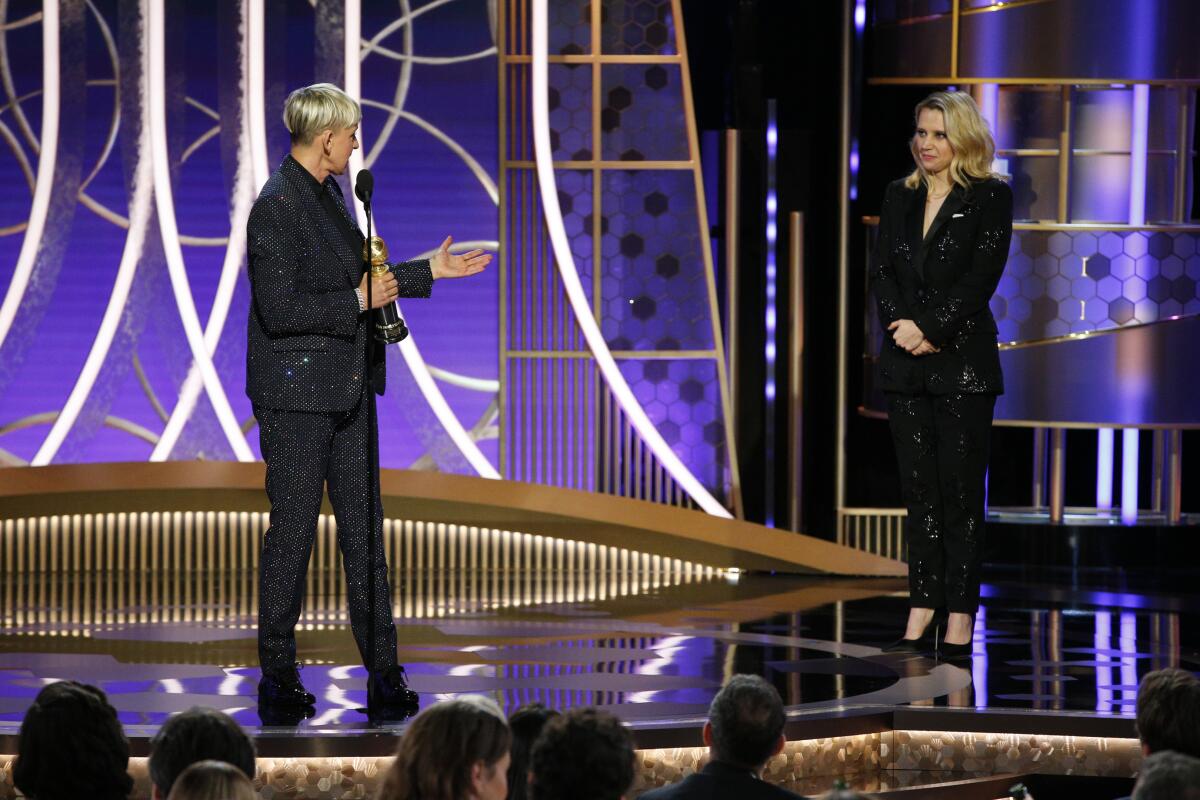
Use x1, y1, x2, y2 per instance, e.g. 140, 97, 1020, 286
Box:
1, 513, 1196, 743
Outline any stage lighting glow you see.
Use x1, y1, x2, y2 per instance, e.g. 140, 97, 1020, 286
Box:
764, 108, 778, 526
530, 0, 731, 517
147, 0, 255, 462
0, 2, 58, 352
343, 0, 498, 479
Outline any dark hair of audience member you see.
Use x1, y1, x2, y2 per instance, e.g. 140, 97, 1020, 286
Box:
13, 680, 134, 800
1132, 750, 1200, 800
379, 696, 512, 800
507, 703, 561, 800
149, 706, 257, 799
529, 708, 635, 800
166, 759, 257, 800
1136, 668, 1200, 757
708, 674, 787, 770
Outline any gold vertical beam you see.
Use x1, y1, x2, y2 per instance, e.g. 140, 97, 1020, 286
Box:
1175, 87, 1192, 222
834, 0, 852, 529
1049, 428, 1066, 524
787, 211, 805, 532
1057, 85, 1072, 223
498, 0, 509, 476
724, 128, 740, 428
591, 1, 604, 494
950, 0, 960, 79
672, 0, 742, 517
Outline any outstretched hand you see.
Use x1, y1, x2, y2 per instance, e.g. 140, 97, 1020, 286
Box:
430, 236, 493, 280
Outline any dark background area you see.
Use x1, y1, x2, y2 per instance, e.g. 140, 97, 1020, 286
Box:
679, 0, 1199, 540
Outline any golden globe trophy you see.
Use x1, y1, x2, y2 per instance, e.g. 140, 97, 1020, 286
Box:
363, 235, 409, 344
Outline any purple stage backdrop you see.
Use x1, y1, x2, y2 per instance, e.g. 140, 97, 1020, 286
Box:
0, 0, 499, 471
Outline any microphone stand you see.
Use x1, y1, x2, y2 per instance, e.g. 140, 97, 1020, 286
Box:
361, 192, 377, 714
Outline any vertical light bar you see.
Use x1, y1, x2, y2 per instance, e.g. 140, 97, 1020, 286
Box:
1121, 429, 1139, 524
0, 0, 59, 350
972, 604, 988, 709
530, 0, 731, 517
1095, 611, 1114, 713
1120, 85, 1149, 524
763, 103, 778, 527
1097, 428, 1114, 511
848, 0, 865, 201
1120, 612, 1138, 708
1129, 84, 1150, 226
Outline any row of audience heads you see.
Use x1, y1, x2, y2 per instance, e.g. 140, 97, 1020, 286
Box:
12, 669, 1200, 799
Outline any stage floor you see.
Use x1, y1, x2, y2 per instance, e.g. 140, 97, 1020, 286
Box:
2, 556, 1195, 746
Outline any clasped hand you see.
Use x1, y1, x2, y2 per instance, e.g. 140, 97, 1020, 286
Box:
888, 319, 940, 356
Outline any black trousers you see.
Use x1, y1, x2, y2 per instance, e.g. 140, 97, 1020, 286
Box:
885, 392, 996, 614
255, 391, 397, 673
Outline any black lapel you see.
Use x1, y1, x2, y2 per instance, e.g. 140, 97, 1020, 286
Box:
904, 182, 925, 260
913, 183, 967, 280
279, 158, 362, 281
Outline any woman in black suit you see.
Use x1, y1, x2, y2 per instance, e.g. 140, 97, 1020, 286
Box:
870, 91, 1012, 659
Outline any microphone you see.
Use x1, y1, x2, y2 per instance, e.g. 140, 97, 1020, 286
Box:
355, 169, 374, 205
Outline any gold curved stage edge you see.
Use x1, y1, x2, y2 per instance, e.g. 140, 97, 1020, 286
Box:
0, 463, 904, 577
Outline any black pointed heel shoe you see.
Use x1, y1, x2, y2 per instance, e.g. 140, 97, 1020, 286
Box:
882, 610, 946, 654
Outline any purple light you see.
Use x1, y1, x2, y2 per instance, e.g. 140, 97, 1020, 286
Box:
854, 0, 866, 31
1121, 429, 1139, 525
1097, 428, 1114, 511
1095, 612, 1114, 713
764, 101, 778, 527
1128, 85, 1149, 226
1120, 613, 1138, 712
972, 605, 988, 709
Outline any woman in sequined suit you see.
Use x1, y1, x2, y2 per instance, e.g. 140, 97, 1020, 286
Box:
870, 91, 1012, 659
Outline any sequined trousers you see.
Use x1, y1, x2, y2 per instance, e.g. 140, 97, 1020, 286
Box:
255, 390, 398, 673
885, 392, 996, 614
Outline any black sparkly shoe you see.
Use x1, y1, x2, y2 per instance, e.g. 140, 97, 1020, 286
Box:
367, 665, 420, 722
882, 610, 945, 654
259, 663, 317, 708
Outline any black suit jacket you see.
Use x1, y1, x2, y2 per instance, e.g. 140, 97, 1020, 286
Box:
870, 176, 1012, 396
245, 156, 433, 412
639, 761, 809, 800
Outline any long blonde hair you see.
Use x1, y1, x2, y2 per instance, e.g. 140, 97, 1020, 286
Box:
904, 91, 999, 191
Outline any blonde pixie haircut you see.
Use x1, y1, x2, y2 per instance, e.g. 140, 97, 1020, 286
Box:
905, 90, 999, 191
283, 83, 361, 145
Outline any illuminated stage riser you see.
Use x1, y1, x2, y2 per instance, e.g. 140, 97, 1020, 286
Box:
1, 511, 722, 638
0, 730, 1144, 800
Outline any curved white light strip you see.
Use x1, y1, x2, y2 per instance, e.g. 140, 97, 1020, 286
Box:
346, 0, 498, 479
32, 95, 154, 465
245, 0, 271, 191
426, 366, 499, 393
360, 100, 498, 204
531, 0, 730, 517
0, 1, 57, 351
363, 0, 412, 170
151, 0, 264, 461
146, 0, 254, 461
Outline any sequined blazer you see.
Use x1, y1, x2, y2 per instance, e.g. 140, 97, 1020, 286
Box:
246, 156, 433, 412
870, 176, 1012, 396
